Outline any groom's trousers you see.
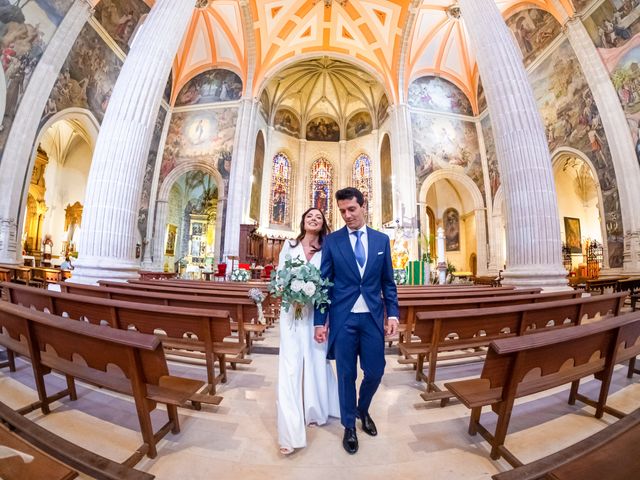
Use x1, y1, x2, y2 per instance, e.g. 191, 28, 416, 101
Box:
334, 312, 386, 429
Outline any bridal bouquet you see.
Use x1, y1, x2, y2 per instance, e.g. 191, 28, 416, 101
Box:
268, 255, 332, 320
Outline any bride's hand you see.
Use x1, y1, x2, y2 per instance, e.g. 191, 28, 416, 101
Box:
314, 325, 327, 343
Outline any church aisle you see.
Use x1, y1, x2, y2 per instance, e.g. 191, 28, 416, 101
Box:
1, 343, 638, 479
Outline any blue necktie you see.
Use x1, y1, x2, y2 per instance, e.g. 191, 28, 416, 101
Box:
352, 231, 366, 268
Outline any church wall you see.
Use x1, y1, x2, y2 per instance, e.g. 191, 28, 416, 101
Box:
164, 184, 184, 271
137, 105, 167, 256
426, 181, 468, 271
481, 9, 626, 269
40, 22, 123, 127
555, 165, 603, 268
411, 110, 486, 204
41, 139, 91, 255
0, 0, 75, 157
528, 39, 623, 268
581, 1, 640, 166
346, 133, 378, 227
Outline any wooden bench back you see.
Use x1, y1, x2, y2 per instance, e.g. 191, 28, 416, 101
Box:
57, 282, 259, 326
93, 280, 266, 300
0, 301, 167, 395
398, 287, 542, 300
414, 293, 626, 347
398, 290, 583, 326
483, 312, 640, 399
3, 282, 233, 395
108, 279, 269, 292
3, 283, 231, 341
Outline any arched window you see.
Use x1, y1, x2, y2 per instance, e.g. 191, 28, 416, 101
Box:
352, 154, 372, 222
310, 158, 333, 225
270, 153, 291, 227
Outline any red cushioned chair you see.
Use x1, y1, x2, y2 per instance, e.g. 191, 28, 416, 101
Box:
213, 262, 227, 281
238, 263, 251, 270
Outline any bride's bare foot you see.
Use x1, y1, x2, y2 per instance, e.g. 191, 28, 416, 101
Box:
308, 422, 318, 427
280, 446, 294, 455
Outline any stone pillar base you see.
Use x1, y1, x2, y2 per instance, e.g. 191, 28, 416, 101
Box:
501, 265, 570, 291
623, 231, 640, 274
68, 256, 140, 285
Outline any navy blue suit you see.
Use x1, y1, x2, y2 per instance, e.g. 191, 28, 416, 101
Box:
314, 226, 399, 428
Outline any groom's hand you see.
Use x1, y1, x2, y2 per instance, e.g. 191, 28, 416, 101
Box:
385, 317, 399, 337
314, 325, 328, 343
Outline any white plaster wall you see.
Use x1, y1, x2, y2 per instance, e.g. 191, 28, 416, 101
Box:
426, 180, 472, 271
40, 140, 92, 255
164, 184, 184, 271
555, 167, 602, 269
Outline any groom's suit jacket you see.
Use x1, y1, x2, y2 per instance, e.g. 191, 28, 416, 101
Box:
314, 226, 399, 359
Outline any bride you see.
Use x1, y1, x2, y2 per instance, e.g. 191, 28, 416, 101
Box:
276, 207, 340, 455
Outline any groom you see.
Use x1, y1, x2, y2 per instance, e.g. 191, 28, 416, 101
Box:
314, 187, 399, 454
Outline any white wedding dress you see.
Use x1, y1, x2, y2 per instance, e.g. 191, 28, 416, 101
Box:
276, 241, 340, 451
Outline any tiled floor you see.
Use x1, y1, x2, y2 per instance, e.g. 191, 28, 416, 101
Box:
1, 322, 638, 480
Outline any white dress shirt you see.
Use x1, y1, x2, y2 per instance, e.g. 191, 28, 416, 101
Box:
348, 224, 370, 313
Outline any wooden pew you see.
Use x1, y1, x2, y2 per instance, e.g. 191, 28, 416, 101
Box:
397, 290, 583, 361
138, 271, 177, 280
411, 293, 627, 404
397, 287, 541, 300
62, 282, 267, 351
444, 312, 640, 467
0, 401, 153, 480
31, 266, 63, 287
0, 301, 214, 461
0, 267, 11, 283
492, 407, 640, 480
2, 282, 233, 396
585, 276, 628, 294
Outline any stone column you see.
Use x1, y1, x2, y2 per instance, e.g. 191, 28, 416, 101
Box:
259, 126, 276, 230
389, 103, 418, 259
437, 227, 446, 284
150, 200, 168, 271
222, 98, 258, 264
142, 108, 173, 269
565, 18, 640, 273
0, 0, 91, 265
459, 0, 568, 288
389, 104, 417, 227
71, 0, 196, 283
299, 138, 307, 224
476, 118, 498, 274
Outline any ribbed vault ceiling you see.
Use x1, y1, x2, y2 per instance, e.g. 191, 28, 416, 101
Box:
133, 0, 579, 108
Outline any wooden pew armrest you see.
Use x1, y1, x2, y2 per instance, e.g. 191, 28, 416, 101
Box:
146, 376, 206, 406
444, 378, 502, 409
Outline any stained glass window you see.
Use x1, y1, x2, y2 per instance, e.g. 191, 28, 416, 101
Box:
270, 153, 290, 227
352, 154, 372, 221
310, 158, 333, 225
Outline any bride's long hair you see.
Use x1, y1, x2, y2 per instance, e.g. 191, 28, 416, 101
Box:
289, 207, 331, 253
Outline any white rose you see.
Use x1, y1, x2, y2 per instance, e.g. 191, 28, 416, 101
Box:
291, 279, 305, 292
302, 282, 316, 296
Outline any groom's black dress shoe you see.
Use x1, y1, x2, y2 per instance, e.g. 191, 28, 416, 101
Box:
343, 427, 358, 454
358, 412, 378, 437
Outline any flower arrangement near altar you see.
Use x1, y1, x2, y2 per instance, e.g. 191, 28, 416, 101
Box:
393, 269, 407, 285
247, 288, 266, 324
230, 268, 250, 282
268, 255, 332, 320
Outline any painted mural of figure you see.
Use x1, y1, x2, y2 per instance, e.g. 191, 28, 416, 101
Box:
515, 17, 534, 54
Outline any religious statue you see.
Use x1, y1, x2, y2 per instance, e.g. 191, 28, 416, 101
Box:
391, 221, 409, 270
